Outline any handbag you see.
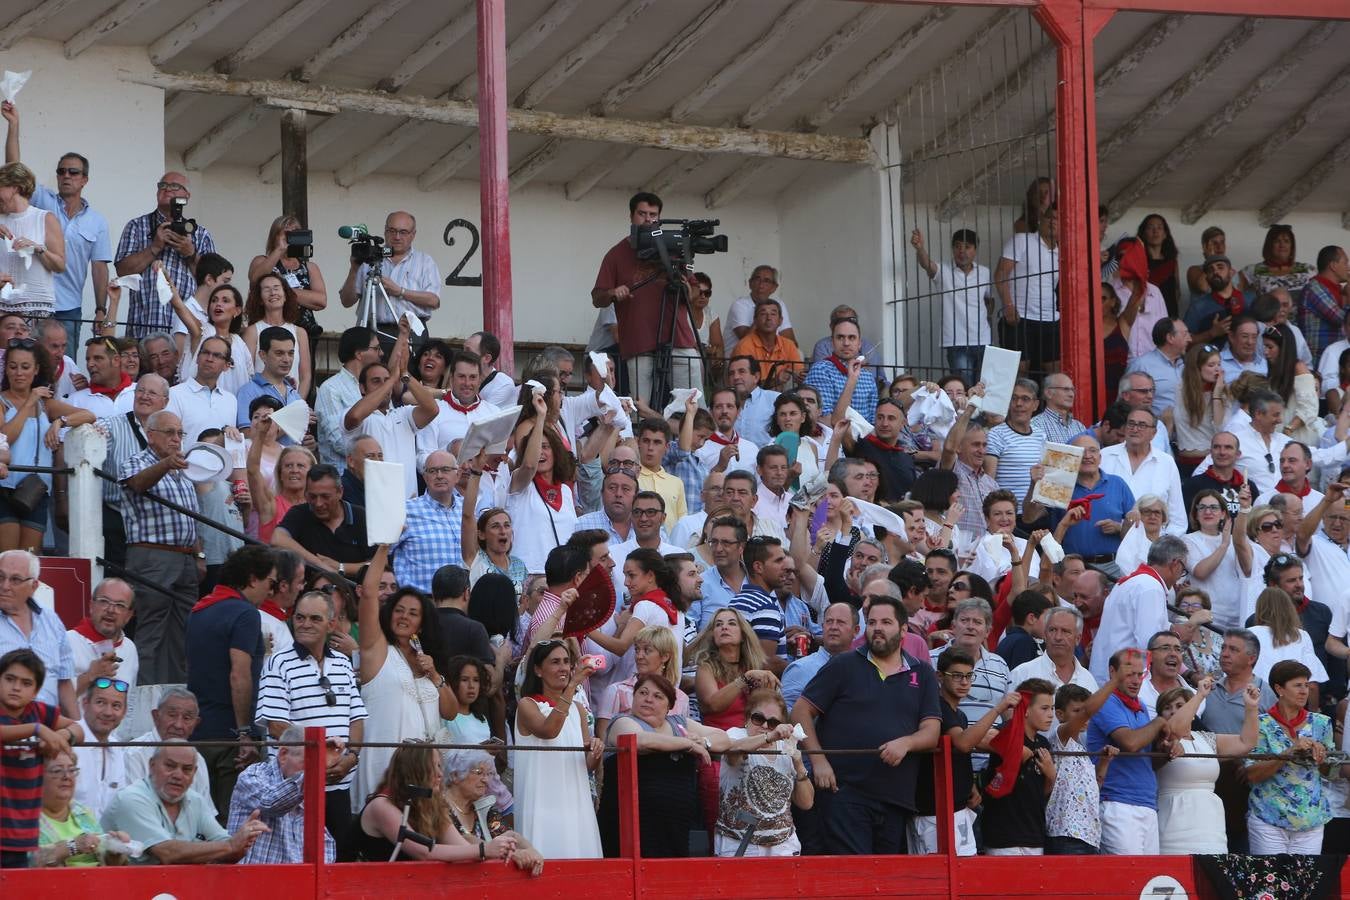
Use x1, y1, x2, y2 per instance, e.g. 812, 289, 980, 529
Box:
9, 410, 46, 516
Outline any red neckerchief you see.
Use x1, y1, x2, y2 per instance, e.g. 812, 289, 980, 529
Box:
88, 372, 132, 399
1294, 593, 1310, 614
1199, 466, 1244, 489
634, 589, 678, 625
1113, 690, 1144, 714
1148, 256, 1178, 287
192, 584, 245, 613
1313, 274, 1344, 302
54, 358, 64, 382
1268, 703, 1308, 740
445, 395, 480, 414
1203, 382, 1215, 395
826, 354, 849, 375
984, 690, 1035, 799
708, 431, 739, 446
1277, 479, 1312, 498
72, 618, 121, 647
1067, 492, 1105, 516
1118, 563, 1166, 590
259, 600, 288, 622
533, 474, 563, 511
863, 434, 902, 452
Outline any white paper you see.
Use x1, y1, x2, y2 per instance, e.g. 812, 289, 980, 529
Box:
460, 405, 522, 458
842, 406, 873, 440
111, 273, 143, 292
662, 388, 701, 418
974, 533, 1013, 579
524, 379, 546, 396
589, 351, 610, 380
364, 460, 407, 544
1, 236, 33, 269
0, 282, 23, 300
971, 346, 1021, 419
908, 386, 956, 439
0, 71, 30, 104
1029, 441, 1084, 510
269, 399, 310, 444
225, 434, 248, 469
1039, 531, 1065, 564
851, 497, 904, 534
154, 267, 173, 306
403, 311, 425, 336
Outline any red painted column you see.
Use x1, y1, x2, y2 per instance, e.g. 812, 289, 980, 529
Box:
302, 726, 326, 865
1035, 0, 1112, 421
476, 0, 514, 374
617, 732, 642, 897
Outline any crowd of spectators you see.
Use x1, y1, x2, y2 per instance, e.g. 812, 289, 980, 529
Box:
2, 104, 1350, 874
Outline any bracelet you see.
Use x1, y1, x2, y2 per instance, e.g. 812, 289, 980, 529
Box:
795, 774, 810, 783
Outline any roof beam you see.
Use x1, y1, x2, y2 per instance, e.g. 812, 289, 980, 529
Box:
292, 0, 413, 82
1182, 58, 1350, 224
1097, 19, 1257, 165
1257, 130, 1350, 227
515, 0, 659, 109
509, 140, 565, 191
594, 0, 738, 116
417, 135, 480, 192
182, 101, 266, 170
148, 0, 250, 66
896, 9, 1017, 113
332, 93, 448, 188
650, 153, 709, 197
1107, 21, 1337, 221
705, 158, 772, 209
935, 13, 1186, 220
0, 0, 82, 52
130, 70, 876, 163
215, 0, 328, 75
376, 4, 477, 93
64, 0, 163, 59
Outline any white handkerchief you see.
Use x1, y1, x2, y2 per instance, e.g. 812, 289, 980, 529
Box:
154, 268, 173, 306
842, 406, 873, 440
460, 405, 522, 458
111, 273, 142, 292
908, 386, 956, 439
1039, 531, 1065, 564
662, 388, 701, 418
364, 461, 407, 544
851, 498, 904, 534
225, 434, 248, 469
524, 380, 546, 396
0, 71, 30, 104
269, 400, 310, 444
403, 312, 425, 336
589, 351, 610, 380
1, 237, 33, 269
0, 282, 22, 301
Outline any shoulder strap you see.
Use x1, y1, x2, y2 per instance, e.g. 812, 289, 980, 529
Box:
127, 412, 148, 450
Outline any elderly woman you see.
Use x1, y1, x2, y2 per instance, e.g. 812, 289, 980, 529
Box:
1155, 677, 1260, 854
715, 688, 812, 857
1245, 660, 1338, 854
247, 428, 313, 544
442, 747, 521, 843
1182, 487, 1252, 630
36, 751, 130, 867
596, 625, 690, 743
0, 161, 64, 319
597, 673, 752, 858
1174, 587, 1222, 680
353, 743, 539, 873
1113, 494, 1168, 576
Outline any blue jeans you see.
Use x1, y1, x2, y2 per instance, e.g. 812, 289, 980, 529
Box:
945, 345, 984, 384
53, 307, 81, 350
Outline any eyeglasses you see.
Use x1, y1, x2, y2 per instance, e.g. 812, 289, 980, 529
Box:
1201, 344, 1218, 353
1125, 420, 1154, 429
852, 472, 880, 481
0, 574, 33, 586
942, 671, 975, 683
317, 674, 337, 707
1195, 504, 1223, 513
831, 315, 859, 326
604, 460, 638, 474
705, 538, 743, 548
1139, 507, 1165, 516
47, 766, 80, 778
748, 712, 784, 728
1258, 520, 1283, 532
384, 227, 413, 237
632, 507, 664, 519
92, 595, 132, 611
151, 427, 187, 438
6, 338, 35, 350
93, 676, 129, 693
56, 167, 85, 177
156, 181, 187, 193
1149, 643, 1184, 654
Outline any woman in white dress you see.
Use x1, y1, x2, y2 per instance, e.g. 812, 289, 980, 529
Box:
355, 545, 459, 808
169, 279, 253, 394
1155, 677, 1260, 854
514, 639, 604, 859
1249, 586, 1329, 685
506, 391, 577, 574
243, 271, 311, 397
1114, 495, 1168, 576
0, 161, 63, 319
1182, 487, 1252, 630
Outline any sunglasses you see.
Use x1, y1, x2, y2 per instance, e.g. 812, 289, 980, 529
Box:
748, 712, 784, 729
950, 581, 972, 591
318, 674, 337, 707
7, 337, 36, 350
93, 676, 129, 693
1258, 521, 1283, 532
1264, 452, 1275, 473
56, 167, 85, 177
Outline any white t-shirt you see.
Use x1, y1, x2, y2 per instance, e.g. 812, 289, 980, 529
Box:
1250, 625, 1329, 683
999, 233, 1059, 322
1182, 530, 1245, 631
417, 397, 502, 459
66, 628, 139, 689
478, 371, 518, 408
695, 435, 759, 474
934, 261, 993, 347
1317, 338, 1350, 398
347, 404, 424, 497
506, 479, 577, 574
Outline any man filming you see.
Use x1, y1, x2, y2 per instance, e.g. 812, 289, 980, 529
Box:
338, 211, 440, 352
592, 191, 702, 407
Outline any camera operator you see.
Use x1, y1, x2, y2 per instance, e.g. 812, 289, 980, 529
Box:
338, 211, 440, 352
114, 171, 217, 338
591, 191, 702, 407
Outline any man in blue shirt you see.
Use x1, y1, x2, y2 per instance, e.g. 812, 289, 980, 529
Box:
1085, 647, 1169, 855
805, 317, 877, 424
1029, 433, 1135, 579
3, 102, 111, 348
782, 602, 857, 709
688, 515, 746, 630
732, 536, 790, 674
236, 326, 304, 440
1125, 317, 1188, 415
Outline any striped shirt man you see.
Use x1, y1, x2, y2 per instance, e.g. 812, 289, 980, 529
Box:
731, 582, 787, 659
985, 423, 1045, 513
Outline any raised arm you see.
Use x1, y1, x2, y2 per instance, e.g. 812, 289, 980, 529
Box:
357, 545, 391, 681
910, 229, 939, 280
509, 393, 549, 493
1056, 669, 1120, 744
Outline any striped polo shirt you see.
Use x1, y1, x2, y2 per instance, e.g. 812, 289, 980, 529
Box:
731, 583, 787, 659
1, 700, 59, 852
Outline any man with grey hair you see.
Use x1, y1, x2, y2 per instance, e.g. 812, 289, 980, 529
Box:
120, 407, 202, 684
101, 740, 269, 864
98, 373, 169, 569
0, 549, 76, 716
728, 264, 796, 343
67, 577, 138, 693
929, 597, 1010, 770
1199, 628, 1276, 735
338, 210, 440, 351
1030, 372, 1087, 444
1116, 370, 1174, 455
139, 331, 180, 384
228, 723, 334, 864
1089, 534, 1198, 683
124, 687, 215, 811
1009, 605, 1097, 691
390, 449, 470, 593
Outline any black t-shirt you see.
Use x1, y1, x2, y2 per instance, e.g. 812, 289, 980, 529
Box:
438, 607, 493, 666
800, 648, 941, 811
980, 732, 1051, 849
849, 440, 917, 503
913, 698, 972, 815
277, 501, 374, 564
186, 596, 263, 740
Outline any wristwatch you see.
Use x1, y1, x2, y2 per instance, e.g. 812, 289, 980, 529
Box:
66, 838, 79, 857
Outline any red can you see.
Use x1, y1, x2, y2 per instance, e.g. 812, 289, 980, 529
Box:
793, 634, 810, 658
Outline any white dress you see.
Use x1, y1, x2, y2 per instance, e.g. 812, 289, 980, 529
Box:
1182, 530, 1244, 630
514, 696, 602, 859
355, 649, 440, 809
1156, 732, 1227, 854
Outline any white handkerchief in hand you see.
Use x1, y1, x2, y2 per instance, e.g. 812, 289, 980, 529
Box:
1039, 532, 1065, 564
842, 406, 873, 440
111, 273, 143, 292
402, 312, 425, 336
589, 351, 610, 380
850, 498, 904, 535
0, 282, 21, 301
525, 379, 546, 396
0, 71, 30, 104
364, 461, 408, 544
154, 268, 173, 306
662, 388, 701, 418
908, 386, 956, 439
1, 237, 33, 270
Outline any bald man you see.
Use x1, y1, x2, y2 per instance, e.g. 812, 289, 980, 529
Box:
339, 210, 441, 353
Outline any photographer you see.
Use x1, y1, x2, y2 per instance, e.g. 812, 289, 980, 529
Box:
114, 171, 217, 338
592, 192, 703, 407
248, 215, 328, 358
338, 211, 440, 352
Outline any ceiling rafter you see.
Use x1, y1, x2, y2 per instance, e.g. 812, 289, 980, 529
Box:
64, 0, 164, 59
293, 0, 414, 82
1257, 129, 1350, 226
147, 0, 250, 66
182, 101, 267, 170
0, 0, 82, 53
514, 0, 660, 110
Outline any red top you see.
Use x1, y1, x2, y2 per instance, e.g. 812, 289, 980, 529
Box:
703, 679, 748, 731
0, 701, 59, 853
593, 238, 695, 357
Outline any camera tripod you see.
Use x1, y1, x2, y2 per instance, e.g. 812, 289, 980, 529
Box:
355, 255, 401, 341
644, 238, 707, 409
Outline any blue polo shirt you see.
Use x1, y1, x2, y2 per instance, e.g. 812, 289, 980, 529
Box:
32, 184, 111, 314
235, 374, 304, 438
1183, 290, 1252, 339
1046, 473, 1135, 559
690, 566, 741, 631
800, 647, 940, 811
1086, 692, 1156, 808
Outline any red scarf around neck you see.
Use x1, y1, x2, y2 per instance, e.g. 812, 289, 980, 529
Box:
1268, 703, 1308, 740
1276, 479, 1312, 498
534, 474, 564, 511
633, 589, 678, 625
1200, 466, 1243, 489
445, 395, 480, 414
192, 584, 246, 613
72, 618, 121, 647
708, 431, 739, 446
827, 354, 849, 375
88, 372, 132, 399
259, 599, 288, 622
1312, 274, 1343, 302
1113, 689, 1144, 713
984, 690, 1034, 799
863, 433, 902, 452
1118, 563, 1166, 590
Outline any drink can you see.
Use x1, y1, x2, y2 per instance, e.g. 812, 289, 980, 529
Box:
793, 634, 810, 658
231, 479, 247, 500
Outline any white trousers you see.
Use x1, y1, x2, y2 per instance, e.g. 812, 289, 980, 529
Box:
1247, 814, 1324, 855
627, 348, 702, 408
986, 846, 1044, 856
713, 832, 801, 858
1099, 801, 1160, 855
908, 808, 978, 856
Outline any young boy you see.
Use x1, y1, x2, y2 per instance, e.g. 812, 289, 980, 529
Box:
996, 590, 1054, 670
0, 649, 84, 868
1043, 675, 1119, 855
980, 677, 1058, 856
910, 647, 1020, 856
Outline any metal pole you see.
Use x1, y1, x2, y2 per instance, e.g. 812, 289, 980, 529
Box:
476, 0, 514, 375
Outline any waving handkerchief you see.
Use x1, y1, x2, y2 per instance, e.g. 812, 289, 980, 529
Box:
662, 388, 701, 418
524, 379, 546, 397
850, 497, 904, 535
908, 385, 956, 439
0, 71, 30, 104
154, 267, 174, 306
969, 533, 1014, 584
111, 273, 143, 292
1039, 531, 1065, 564
842, 406, 873, 440
588, 351, 610, 380
1, 236, 33, 270
402, 311, 425, 336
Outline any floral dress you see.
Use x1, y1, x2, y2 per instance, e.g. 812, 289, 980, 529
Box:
1247, 711, 1335, 832
1241, 261, 1315, 298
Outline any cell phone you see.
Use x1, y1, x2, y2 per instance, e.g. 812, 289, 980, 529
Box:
410, 636, 424, 655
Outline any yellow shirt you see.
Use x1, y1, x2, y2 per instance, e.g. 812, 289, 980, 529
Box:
638, 465, 687, 530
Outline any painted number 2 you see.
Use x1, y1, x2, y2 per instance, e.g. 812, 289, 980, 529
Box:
443, 218, 482, 287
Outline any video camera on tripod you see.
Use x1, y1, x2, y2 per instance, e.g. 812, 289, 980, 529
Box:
338, 224, 392, 266
630, 218, 728, 276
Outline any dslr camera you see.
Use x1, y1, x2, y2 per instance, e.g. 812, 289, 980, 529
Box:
167, 197, 197, 237
285, 229, 314, 261
338, 224, 390, 266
